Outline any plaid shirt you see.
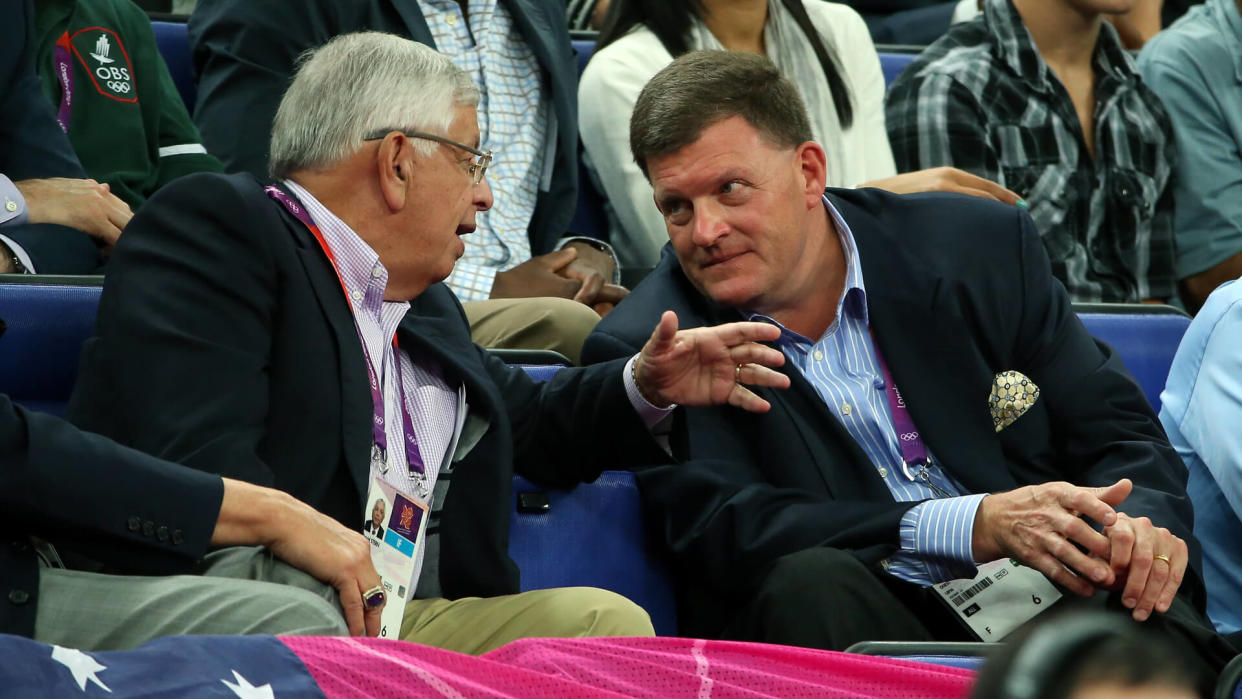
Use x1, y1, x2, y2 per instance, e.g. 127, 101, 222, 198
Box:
885, 0, 1177, 303
423, 0, 550, 301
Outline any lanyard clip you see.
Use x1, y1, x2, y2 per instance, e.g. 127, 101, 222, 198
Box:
901, 460, 916, 482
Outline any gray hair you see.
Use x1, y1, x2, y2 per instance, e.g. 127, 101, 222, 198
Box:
269, 32, 479, 178
630, 50, 813, 179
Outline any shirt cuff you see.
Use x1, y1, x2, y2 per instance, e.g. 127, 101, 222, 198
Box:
897, 494, 987, 583
623, 354, 675, 429
0, 235, 36, 274
444, 262, 497, 302
557, 236, 622, 285
0, 175, 29, 227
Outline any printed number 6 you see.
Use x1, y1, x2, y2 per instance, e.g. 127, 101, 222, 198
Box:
380, 625, 388, 637
1032, 595, 1042, 605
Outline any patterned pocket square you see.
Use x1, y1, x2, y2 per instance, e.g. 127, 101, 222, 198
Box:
989, 370, 1040, 432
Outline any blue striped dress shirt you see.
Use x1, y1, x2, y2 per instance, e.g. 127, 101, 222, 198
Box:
750, 198, 986, 586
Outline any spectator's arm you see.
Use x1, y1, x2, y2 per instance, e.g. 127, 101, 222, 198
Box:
144, 17, 222, 192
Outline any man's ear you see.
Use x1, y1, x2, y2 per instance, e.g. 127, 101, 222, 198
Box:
376, 133, 410, 213
796, 141, 828, 209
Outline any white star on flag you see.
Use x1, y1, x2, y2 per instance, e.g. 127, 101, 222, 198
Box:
222, 670, 275, 698
50, 646, 111, 693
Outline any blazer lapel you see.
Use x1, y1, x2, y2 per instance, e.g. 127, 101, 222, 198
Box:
275, 186, 374, 498
850, 205, 1013, 496
698, 300, 889, 500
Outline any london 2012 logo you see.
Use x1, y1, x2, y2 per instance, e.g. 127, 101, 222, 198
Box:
70, 27, 137, 103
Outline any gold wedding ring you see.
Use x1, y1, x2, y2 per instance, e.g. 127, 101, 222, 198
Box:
1153, 554, 1171, 565
735, 364, 744, 384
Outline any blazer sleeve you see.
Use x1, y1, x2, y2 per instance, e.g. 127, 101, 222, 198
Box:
0, 0, 84, 181
1, 395, 222, 574
482, 348, 671, 487
189, 0, 325, 177
67, 173, 281, 488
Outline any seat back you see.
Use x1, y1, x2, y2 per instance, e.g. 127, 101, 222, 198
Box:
511, 365, 678, 635
1075, 305, 1191, 414
0, 279, 102, 417
151, 20, 196, 111
878, 51, 918, 89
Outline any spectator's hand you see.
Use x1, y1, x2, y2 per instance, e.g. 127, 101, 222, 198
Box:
212, 479, 383, 637
559, 241, 621, 307
861, 167, 1022, 205
490, 248, 583, 300
16, 178, 132, 247
1098, 513, 1188, 622
972, 479, 1132, 597
634, 310, 789, 412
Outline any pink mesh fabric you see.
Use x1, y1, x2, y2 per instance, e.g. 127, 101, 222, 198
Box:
282, 635, 974, 698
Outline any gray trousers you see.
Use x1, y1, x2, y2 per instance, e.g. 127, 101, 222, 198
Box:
33, 546, 347, 651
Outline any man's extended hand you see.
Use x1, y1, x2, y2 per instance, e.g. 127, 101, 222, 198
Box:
634, 310, 790, 412
972, 479, 1131, 597
16, 177, 132, 247
1099, 513, 1188, 622
862, 167, 1022, 205
212, 478, 384, 637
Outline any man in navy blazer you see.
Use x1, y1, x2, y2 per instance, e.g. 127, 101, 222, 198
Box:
69, 34, 787, 654
582, 51, 1235, 672
189, 0, 621, 359
0, 0, 130, 274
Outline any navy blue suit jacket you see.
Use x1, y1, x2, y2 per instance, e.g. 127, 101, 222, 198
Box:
189, 0, 580, 255
0, 0, 100, 273
583, 188, 1200, 637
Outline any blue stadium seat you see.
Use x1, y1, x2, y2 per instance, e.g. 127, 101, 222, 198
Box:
151, 20, 196, 111
1076, 304, 1191, 414
0, 279, 102, 417
847, 641, 997, 671
878, 52, 917, 89
511, 363, 678, 635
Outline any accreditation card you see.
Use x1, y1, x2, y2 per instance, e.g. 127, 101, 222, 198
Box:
932, 558, 1062, 641
363, 475, 428, 640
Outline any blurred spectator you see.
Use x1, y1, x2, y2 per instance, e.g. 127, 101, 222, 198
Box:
971, 611, 1205, 699
1160, 279, 1242, 643
580, 0, 1017, 269
1139, 0, 1242, 313
189, 1, 622, 362
843, 1, 961, 44
886, 0, 1177, 304
0, 0, 130, 274
33, 0, 222, 213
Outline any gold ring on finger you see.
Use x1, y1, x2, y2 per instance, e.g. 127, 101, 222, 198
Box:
1153, 554, 1171, 565
735, 363, 744, 384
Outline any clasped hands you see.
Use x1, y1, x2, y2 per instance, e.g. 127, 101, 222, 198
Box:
972, 478, 1187, 622
633, 310, 790, 412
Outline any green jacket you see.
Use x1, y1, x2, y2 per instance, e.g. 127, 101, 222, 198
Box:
35, 0, 220, 210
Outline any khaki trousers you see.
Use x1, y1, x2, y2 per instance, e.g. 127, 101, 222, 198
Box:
464, 297, 601, 365
400, 586, 654, 655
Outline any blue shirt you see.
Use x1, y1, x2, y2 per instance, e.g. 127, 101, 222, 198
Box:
1138, 0, 1242, 280
1159, 279, 1242, 634
751, 198, 985, 586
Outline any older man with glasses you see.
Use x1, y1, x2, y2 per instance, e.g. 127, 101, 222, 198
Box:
66, 32, 791, 652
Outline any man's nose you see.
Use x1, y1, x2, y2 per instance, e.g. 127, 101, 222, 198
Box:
475, 177, 494, 212
691, 201, 728, 247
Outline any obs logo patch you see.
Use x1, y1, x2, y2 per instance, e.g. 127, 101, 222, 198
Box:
70, 27, 137, 103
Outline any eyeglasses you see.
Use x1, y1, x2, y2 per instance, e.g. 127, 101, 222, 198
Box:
363, 129, 492, 185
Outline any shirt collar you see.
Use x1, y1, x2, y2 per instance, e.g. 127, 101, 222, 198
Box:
283, 179, 395, 317
747, 195, 868, 346
983, 0, 1138, 94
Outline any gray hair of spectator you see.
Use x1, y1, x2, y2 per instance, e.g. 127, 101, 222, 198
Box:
629, 50, 814, 179
269, 32, 480, 179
